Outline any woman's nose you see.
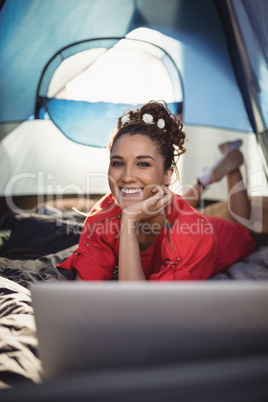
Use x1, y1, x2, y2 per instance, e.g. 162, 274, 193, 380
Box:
121, 166, 135, 183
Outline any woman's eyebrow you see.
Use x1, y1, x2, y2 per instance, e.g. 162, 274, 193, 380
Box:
110, 155, 123, 159
110, 155, 155, 160
136, 155, 155, 161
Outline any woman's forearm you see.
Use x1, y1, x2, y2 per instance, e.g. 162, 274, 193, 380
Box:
118, 214, 146, 281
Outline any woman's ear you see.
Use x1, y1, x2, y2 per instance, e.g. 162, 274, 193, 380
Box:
163, 168, 174, 186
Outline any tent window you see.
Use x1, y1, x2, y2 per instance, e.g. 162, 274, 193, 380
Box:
52, 48, 177, 104
37, 37, 183, 147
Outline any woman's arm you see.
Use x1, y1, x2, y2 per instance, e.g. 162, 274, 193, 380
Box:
118, 213, 146, 280
118, 186, 173, 281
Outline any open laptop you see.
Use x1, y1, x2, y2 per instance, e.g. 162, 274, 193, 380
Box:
31, 281, 268, 381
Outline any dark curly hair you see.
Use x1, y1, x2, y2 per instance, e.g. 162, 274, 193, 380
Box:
109, 101, 186, 172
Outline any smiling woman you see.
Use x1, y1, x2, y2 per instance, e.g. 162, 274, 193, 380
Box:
57, 101, 256, 281
108, 135, 171, 210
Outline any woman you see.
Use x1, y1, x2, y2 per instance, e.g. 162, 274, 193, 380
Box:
57, 101, 255, 281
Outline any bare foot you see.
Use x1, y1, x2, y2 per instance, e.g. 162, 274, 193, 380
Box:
218, 139, 243, 155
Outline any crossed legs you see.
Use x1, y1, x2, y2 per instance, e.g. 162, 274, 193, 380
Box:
182, 140, 251, 222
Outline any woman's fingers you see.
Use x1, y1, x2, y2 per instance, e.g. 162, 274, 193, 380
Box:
144, 186, 173, 214
151, 185, 165, 197
123, 185, 174, 222
151, 185, 172, 202
155, 186, 173, 209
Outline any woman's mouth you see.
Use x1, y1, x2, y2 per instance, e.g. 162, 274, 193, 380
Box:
120, 187, 143, 196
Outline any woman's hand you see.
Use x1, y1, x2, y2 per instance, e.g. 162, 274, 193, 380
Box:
118, 185, 173, 281
122, 185, 174, 223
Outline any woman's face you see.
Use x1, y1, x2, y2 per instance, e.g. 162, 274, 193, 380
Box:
108, 134, 173, 209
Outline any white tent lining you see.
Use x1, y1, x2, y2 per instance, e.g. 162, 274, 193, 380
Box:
1, 120, 267, 202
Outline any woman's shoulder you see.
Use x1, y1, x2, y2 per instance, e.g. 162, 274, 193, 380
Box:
78, 193, 121, 243
167, 193, 214, 236
167, 194, 216, 256
169, 193, 205, 221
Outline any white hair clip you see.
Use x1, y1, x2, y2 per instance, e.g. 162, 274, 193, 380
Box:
142, 113, 154, 124
120, 112, 166, 130
157, 118, 165, 129
121, 114, 131, 125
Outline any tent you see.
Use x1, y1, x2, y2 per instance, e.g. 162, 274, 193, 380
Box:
0, 0, 267, 215
1, 1, 268, 396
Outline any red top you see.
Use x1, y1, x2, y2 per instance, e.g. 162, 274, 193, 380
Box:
57, 193, 256, 281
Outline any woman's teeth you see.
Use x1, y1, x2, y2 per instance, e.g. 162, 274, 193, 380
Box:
121, 188, 142, 195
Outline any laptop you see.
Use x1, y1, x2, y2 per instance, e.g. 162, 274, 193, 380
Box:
31, 281, 268, 381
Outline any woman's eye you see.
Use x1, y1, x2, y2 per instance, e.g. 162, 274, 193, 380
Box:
111, 161, 123, 167
137, 162, 150, 167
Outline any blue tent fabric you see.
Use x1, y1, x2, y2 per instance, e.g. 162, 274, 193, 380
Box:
0, 0, 267, 145
233, 0, 268, 129
44, 98, 182, 147
0, 0, 134, 122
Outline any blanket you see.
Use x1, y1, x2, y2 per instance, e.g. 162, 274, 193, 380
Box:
0, 277, 43, 388
0, 209, 81, 388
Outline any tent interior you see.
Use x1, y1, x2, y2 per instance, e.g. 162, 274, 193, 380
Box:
1, 0, 268, 398
0, 0, 267, 223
